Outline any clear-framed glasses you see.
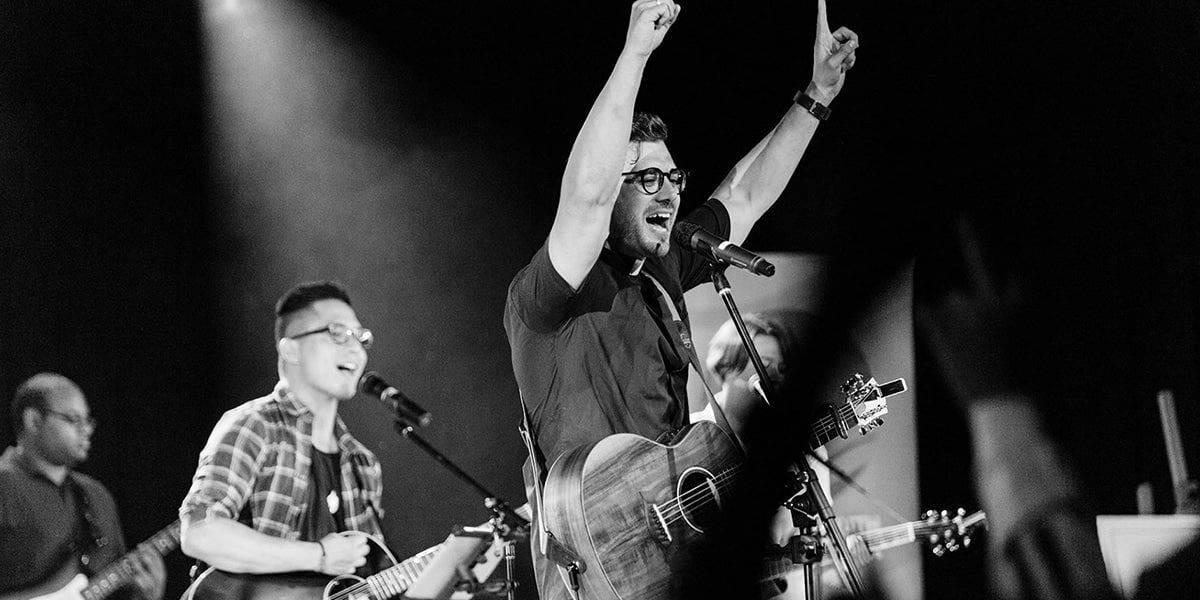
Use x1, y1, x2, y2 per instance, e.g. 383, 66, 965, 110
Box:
621, 167, 688, 195
42, 409, 97, 430
288, 323, 374, 349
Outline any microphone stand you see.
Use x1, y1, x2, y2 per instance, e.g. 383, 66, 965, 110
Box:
783, 468, 866, 599
393, 420, 530, 599
710, 265, 777, 401
705, 261, 866, 599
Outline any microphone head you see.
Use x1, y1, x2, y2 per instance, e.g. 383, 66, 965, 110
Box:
359, 371, 388, 396
671, 221, 702, 249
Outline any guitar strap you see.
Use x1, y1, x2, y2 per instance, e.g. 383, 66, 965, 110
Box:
65, 473, 108, 577
643, 273, 747, 455
517, 395, 586, 600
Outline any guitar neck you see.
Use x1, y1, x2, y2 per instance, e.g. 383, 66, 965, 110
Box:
758, 520, 918, 581
363, 544, 442, 598
361, 506, 528, 599
859, 510, 988, 554
857, 522, 918, 552
83, 521, 181, 600
808, 403, 858, 451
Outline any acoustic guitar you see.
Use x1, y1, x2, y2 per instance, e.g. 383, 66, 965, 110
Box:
183, 505, 531, 600
540, 375, 905, 600
759, 509, 988, 582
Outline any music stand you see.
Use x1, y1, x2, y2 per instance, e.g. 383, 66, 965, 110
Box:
1096, 515, 1200, 598
403, 526, 494, 600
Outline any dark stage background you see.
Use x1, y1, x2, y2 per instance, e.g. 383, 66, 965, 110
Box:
3, 1, 1200, 598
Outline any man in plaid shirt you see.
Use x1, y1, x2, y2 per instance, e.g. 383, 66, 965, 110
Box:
179, 281, 385, 576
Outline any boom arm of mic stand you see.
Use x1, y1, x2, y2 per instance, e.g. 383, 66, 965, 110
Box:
393, 421, 530, 536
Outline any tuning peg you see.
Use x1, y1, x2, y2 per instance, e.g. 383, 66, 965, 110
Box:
931, 543, 946, 557
962, 536, 972, 549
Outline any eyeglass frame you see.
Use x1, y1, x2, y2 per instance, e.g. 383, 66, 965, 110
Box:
620, 167, 688, 195
41, 409, 98, 430
287, 323, 374, 349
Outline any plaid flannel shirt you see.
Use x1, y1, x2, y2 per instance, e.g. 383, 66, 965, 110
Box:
180, 382, 384, 540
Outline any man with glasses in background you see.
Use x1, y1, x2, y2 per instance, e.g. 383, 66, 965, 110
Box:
180, 281, 387, 580
504, 1, 857, 597
0, 373, 167, 600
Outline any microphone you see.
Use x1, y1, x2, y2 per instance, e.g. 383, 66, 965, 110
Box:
359, 371, 433, 427
671, 222, 775, 276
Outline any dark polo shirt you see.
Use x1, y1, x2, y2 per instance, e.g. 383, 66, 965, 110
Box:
0, 446, 127, 595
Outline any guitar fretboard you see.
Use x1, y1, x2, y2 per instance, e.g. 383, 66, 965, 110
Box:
808, 402, 860, 450
82, 521, 181, 600
858, 522, 918, 552
361, 545, 441, 599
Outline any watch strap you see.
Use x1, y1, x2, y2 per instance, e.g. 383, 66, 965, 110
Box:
793, 90, 832, 121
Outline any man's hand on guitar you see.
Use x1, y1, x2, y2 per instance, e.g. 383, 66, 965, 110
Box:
129, 549, 167, 600
316, 532, 370, 575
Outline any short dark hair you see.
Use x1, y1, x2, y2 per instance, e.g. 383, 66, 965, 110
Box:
274, 281, 353, 341
12, 372, 82, 438
706, 313, 791, 384
631, 111, 669, 144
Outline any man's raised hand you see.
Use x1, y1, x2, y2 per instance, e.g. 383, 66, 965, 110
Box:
811, 0, 858, 103
624, 0, 681, 58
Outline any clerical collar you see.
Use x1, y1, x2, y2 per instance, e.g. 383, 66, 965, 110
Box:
602, 241, 646, 277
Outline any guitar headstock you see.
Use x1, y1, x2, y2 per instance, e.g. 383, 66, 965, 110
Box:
840, 374, 889, 434
917, 508, 988, 557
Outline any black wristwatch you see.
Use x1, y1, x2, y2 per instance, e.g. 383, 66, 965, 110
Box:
793, 91, 831, 121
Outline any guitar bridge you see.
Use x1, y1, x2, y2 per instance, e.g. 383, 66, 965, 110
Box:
649, 502, 673, 543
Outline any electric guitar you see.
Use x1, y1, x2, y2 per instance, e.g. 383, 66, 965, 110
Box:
759, 509, 988, 581
0, 521, 181, 600
540, 375, 906, 600
183, 505, 530, 600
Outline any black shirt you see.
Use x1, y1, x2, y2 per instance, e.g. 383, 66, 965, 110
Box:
0, 446, 127, 594
302, 448, 345, 540
504, 199, 731, 466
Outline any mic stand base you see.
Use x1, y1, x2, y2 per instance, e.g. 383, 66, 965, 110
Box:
784, 467, 867, 599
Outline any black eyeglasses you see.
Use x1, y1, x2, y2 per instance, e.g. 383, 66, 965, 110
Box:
288, 323, 374, 349
42, 409, 97, 430
621, 167, 687, 195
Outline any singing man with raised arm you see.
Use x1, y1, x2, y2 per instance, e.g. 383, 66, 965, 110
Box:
503, 1, 857, 597
179, 282, 385, 580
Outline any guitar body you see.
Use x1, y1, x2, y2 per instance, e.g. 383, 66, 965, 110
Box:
183, 534, 396, 600
542, 421, 742, 600
183, 570, 363, 600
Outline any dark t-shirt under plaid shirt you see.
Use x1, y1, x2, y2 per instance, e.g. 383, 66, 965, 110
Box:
180, 382, 384, 541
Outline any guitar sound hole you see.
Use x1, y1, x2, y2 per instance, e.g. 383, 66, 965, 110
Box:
677, 467, 722, 533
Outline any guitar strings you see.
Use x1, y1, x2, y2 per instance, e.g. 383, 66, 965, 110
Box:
657, 463, 744, 526
656, 387, 872, 530
324, 545, 440, 600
